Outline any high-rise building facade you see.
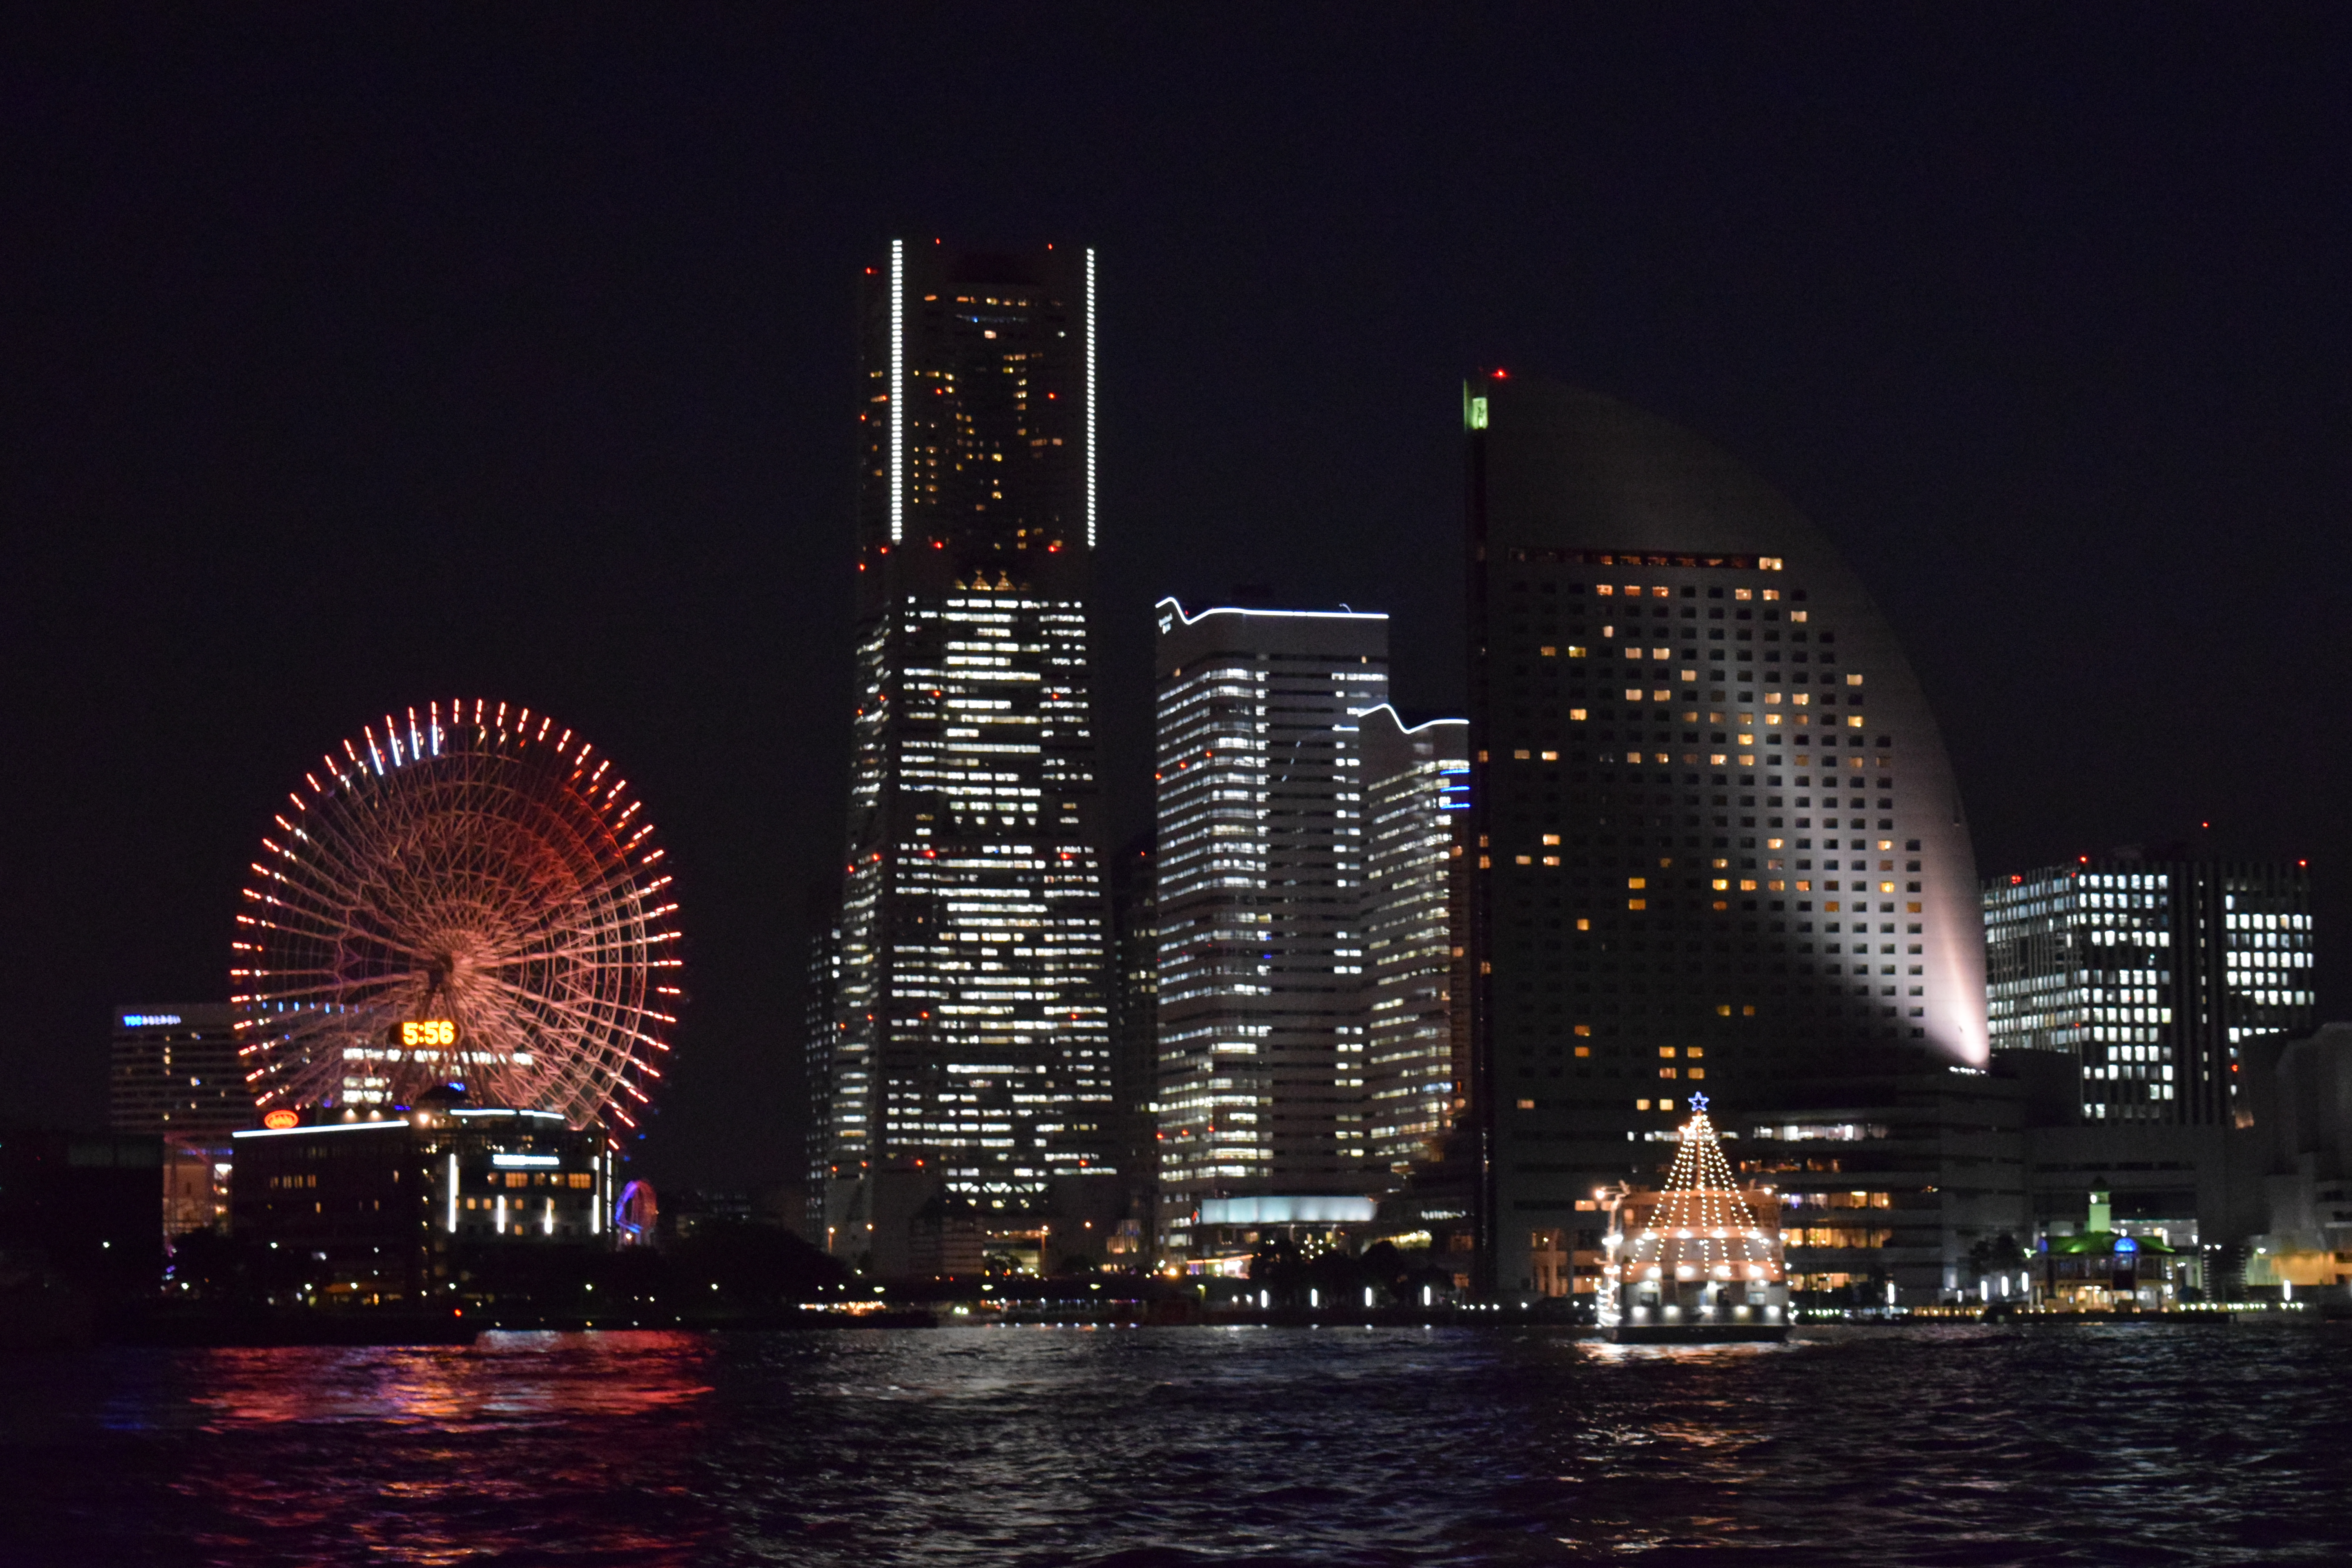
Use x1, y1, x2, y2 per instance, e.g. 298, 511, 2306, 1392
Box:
1153, 599, 1389, 1256
822, 240, 1113, 1250
1107, 835, 1159, 1215
1357, 705, 1472, 1180
1464, 376, 1985, 1299
1984, 860, 2313, 1126
109, 1004, 248, 1139
802, 882, 842, 1240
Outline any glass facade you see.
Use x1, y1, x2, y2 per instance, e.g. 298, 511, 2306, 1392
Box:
1357, 706, 1472, 1180
823, 242, 1112, 1242
1984, 861, 2314, 1125
1152, 601, 1389, 1256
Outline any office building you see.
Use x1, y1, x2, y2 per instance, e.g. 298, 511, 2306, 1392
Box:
1463, 376, 1986, 1301
1107, 833, 1158, 1257
230, 1101, 610, 1305
1357, 705, 1473, 1180
110, 1004, 248, 1240
803, 882, 842, 1241
822, 240, 1114, 1263
1984, 859, 2314, 1125
1152, 599, 1389, 1259
109, 1004, 249, 1139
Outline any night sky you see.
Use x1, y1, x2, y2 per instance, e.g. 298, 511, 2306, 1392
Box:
5, 10, 2347, 1188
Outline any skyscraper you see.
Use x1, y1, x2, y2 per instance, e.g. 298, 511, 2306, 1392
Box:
1464, 376, 1986, 1299
822, 240, 1112, 1256
1357, 705, 1473, 1180
1152, 599, 1389, 1258
1107, 834, 1159, 1221
1984, 859, 2313, 1125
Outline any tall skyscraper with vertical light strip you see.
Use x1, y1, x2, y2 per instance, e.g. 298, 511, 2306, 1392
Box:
822, 240, 1112, 1260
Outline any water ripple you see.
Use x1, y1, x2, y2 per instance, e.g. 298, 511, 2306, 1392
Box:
3, 1323, 2349, 1565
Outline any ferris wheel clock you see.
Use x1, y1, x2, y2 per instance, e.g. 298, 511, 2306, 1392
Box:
230, 700, 682, 1131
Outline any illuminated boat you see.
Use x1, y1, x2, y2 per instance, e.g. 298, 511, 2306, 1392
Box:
1599, 1094, 1789, 1343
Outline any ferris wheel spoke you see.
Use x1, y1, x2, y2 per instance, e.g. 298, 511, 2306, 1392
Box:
235, 706, 679, 1131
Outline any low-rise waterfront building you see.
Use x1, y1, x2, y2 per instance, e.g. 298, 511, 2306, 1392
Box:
229, 1101, 611, 1306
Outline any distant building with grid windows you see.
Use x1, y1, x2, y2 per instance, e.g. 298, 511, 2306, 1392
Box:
1357, 705, 1472, 1181
1984, 860, 2313, 1126
1152, 600, 1389, 1258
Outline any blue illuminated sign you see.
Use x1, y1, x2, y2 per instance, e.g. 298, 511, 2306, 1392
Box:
2113, 1236, 2138, 1254
122, 1014, 182, 1027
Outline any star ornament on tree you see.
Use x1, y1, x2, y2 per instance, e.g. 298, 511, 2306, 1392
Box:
1689, 1092, 1710, 1112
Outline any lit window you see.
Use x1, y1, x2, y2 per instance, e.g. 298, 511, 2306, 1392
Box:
1539, 645, 1556, 657
1576, 918, 1590, 931
1574, 1024, 1591, 1036
1846, 674, 1864, 686
1574, 1045, 1590, 1057
1712, 878, 1730, 891
1515, 854, 1532, 864
1658, 1046, 1676, 1058
1568, 646, 1587, 659
1596, 584, 1614, 597
1627, 876, 1646, 888
1791, 610, 1808, 623
1570, 708, 1588, 721
1513, 749, 1530, 759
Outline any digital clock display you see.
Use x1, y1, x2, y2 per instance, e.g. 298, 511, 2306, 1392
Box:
396, 1020, 458, 1049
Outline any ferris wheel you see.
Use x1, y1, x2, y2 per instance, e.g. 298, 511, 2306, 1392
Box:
231, 700, 681, 1130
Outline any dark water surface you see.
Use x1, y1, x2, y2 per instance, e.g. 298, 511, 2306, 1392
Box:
4, 1322, 2348, 1566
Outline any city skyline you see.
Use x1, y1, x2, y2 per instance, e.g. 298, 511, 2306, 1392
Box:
5, 15, 2347, 1194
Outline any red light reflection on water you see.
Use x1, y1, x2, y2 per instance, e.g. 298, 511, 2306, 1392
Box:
174, 1332, 718, 1565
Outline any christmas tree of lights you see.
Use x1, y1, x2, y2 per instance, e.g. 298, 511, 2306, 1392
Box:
1617, 1093, 1783, 1303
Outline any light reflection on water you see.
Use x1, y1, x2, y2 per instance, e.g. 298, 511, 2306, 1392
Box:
5, 1322, 2350, 1565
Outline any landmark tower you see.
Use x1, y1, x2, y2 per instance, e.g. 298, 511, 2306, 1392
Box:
824, 241, 1114, 1256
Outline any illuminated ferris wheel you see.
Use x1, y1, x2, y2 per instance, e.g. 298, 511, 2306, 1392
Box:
231, 700, 681, 1130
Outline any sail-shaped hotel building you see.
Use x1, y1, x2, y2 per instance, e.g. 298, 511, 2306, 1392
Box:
1462, 376, 1988, 1297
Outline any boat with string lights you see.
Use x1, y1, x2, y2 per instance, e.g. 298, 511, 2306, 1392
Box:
1598, 1095, 1789, 1343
